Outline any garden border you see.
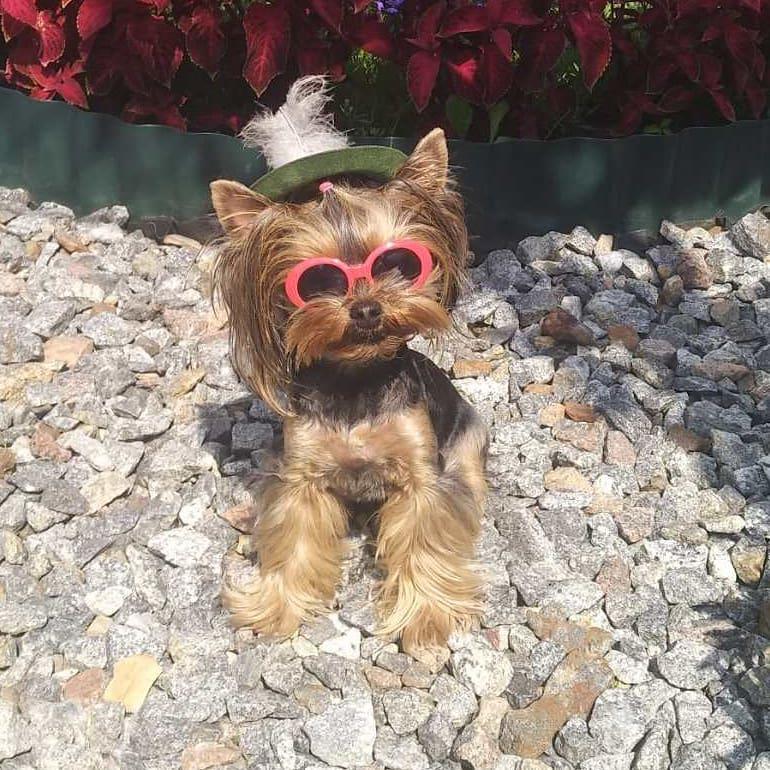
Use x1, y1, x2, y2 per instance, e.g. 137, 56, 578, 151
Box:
3, 87, 770, 249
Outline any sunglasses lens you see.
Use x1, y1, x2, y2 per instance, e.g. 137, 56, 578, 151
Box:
297, 264, 348, 302
371, 248, 423, 282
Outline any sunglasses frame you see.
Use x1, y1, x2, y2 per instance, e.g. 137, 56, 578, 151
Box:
284, 239, 433, 309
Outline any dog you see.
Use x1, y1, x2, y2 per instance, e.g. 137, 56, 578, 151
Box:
210, 85, 488, 651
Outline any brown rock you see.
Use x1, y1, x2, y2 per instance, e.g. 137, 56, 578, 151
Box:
607, 325, 639, 352
163, 308, 215, 339
500, 651, 612, 758
523, 383, 553, 395
218, 503, 257, 533
692, 360, 750, 382
0, 272, 25, 296
526, 611, 613, 657
539, 403, 565, 427
710, 298, 740, 326
604, 430, 636, 466
452, 359, 494, 379
541, 309, 595, 346
553, 419, 605, 453
677, 248, 713, 289
55, 229, 89, 253
165, 367, 206, 397
30, 423, 72, 462
62, 668, 105, 704
659, 274, 684, 306
136, 373, 162, 389
103, 654, 162, 713
43, 335, 94, 368
499, 695, 566, 759
363, 665, 400, 691
595, 234, 614, 255
731, 544, 766, 586
453, 696, 508, 770
181, 743, 241, 770
0, 449, 16, 478
87, 303, 117, 317
0, 362, 55, 406
613, 506, 654, 544
586, 493, 624, 516
669, 425, 711, 453
544, 467, 591, 493
401, 661, 435, 689
595, 555, 632, 595
564, 402, 598, 422
545, 649, 613, 708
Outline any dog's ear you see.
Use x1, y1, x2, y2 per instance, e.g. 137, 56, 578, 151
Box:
395, 128, 449, 195
210, 180, 271, 235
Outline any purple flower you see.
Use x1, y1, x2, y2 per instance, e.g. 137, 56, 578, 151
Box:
376, 0, 405, 15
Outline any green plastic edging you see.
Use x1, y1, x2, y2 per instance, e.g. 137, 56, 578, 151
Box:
2, 87, 770, 249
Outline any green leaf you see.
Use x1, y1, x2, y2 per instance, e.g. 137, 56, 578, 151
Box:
488, 100, 509, 142
445, 95, 473, 139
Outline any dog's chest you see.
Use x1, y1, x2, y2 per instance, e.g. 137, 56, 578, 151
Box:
289, 408, 436, 503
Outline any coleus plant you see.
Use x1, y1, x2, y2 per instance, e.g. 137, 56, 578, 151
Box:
0, 0, 767, 140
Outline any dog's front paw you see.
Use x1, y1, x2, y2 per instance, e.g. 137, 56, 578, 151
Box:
398, 605, 480, 655
221, 574, 306, 637
377, 580, 482, 654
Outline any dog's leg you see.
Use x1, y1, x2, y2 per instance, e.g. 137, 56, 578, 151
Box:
376, 416, 487, 652
223, 469, 348, 637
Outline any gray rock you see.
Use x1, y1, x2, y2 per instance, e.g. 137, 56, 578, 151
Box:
451, 640, 514, 697
40, 479, 88, 515
0, 323, 42, 363
231, 421, 274, 454
146, 527, 213, 568
383, 688, 434, 734
661, 569, 725, 605
375, 725, 430, 770
0, 600, 47, 634
517, 232, 568, 265
657, 640, 730, 689
555, 717, 602, 764
304, 695, 377, 768
514, 289, 561, 326
675, 690, 712, 744
418, 712, 457, 761
81, 313, 139, 347
430, 673, 478, 728
730, 212, 770, 261
739, 666, 770, 706
589, 679, 677, 753
0, 702, 32, 760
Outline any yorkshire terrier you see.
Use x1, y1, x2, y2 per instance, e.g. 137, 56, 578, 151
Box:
210, 81, 487, 651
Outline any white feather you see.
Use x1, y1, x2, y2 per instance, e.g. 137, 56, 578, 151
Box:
240, 75, 349, 169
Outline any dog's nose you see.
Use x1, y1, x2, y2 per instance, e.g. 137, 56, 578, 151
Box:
349, 300, 383, 328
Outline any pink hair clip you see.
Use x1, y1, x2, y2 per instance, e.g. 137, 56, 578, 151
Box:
318, 181, 334, 194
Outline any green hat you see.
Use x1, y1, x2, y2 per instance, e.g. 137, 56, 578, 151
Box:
251, 145, 408, 201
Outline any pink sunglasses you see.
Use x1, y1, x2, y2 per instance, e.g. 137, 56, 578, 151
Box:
285, 240, 433, 308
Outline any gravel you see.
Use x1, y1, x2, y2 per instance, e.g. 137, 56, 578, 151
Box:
2, 192, 770, 767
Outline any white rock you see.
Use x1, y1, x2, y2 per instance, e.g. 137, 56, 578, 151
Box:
451, 640, 513, 697
304, 695, 376, 768
147, 527, 213, 568
85, 586, 131, 617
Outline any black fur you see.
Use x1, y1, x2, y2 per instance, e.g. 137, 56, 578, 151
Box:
290, 347, 474, 453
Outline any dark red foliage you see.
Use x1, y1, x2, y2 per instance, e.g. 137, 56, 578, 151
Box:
0, 0, 768, 139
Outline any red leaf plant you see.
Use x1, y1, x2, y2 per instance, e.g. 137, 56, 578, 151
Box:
0, 0, 767, 139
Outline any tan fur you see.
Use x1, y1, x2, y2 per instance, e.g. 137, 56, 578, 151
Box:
222, 408, 487, 646
211, 130, 468, 416
213, 129, 488, 649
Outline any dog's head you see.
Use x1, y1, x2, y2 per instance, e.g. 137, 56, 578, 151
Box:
210, 128, 468, 413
